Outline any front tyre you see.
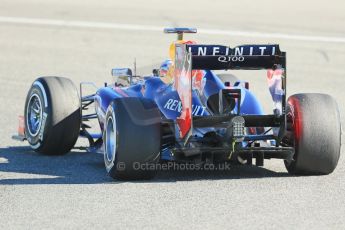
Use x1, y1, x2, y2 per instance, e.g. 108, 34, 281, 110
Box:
24, 77, 81, 155
104, 98, 161, 180
284, 93, 341, 175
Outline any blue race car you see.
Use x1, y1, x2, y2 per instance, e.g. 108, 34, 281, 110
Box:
13, 28, 341, 180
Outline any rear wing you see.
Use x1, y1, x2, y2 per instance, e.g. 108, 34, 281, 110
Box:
187, 44, 285, 70
174, 44, 287, 142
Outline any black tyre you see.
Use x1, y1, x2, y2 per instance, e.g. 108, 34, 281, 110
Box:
284, 93, 341, 175
103, 97, 161, 180
24, 77, 81, 155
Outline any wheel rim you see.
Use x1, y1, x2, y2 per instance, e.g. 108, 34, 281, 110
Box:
105, 116, 116, 163
26, 93, 43, 136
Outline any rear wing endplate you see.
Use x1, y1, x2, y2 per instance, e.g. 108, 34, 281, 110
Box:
174, 44, 193, 142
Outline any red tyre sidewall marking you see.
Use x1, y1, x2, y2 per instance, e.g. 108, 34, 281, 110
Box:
287, 97, 302, 144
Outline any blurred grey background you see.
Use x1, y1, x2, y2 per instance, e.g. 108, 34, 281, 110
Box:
0, 0, 344, 229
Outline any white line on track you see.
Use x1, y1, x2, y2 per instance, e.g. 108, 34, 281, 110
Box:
1, 16, 345, 43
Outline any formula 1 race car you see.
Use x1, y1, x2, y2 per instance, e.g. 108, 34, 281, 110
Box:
13, 28, 341, 180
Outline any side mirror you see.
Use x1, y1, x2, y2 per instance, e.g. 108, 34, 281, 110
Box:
152, 69, 159, 77
111, 68, 132, 87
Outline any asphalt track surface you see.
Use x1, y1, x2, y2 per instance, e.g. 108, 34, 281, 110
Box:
0, 0, 345, 229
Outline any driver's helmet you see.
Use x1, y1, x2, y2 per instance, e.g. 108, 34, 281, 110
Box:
159, 59, 173, 77
159, 59, 174, 84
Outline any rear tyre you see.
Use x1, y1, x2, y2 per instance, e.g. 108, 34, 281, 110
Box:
24, 77, 81, 155
103, 97, 161, 180
284, 93, 341, 175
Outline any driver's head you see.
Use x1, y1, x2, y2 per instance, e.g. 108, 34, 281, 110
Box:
159, 59, 173, 77
159, 59, 174, 84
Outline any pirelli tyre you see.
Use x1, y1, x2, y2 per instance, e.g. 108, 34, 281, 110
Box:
103, 97, 161, 180
284, 93, 341, 175
24, 77, 81, 155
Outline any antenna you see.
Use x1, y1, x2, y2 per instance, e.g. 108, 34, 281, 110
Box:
134, 58, 137, 76
132, 58, 136, 85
